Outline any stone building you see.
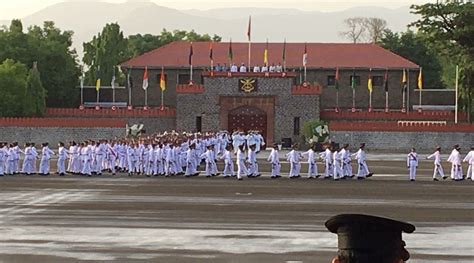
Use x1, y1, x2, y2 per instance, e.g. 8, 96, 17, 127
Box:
102, 41, 419, 144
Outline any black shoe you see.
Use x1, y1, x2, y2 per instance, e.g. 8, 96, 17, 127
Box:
410, 179, 415, 181
238, 178, 243, 181
433, 178, 439, 181
357, 177, 365, 180
442, 176, 448, 180
367, 173, 373, 177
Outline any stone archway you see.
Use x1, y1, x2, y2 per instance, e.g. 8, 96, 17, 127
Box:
228, 106, 268, 140
219, 96, 275, 144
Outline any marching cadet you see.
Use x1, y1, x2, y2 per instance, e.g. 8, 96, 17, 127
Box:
90, 141, 97, 175
333, 146, 344, 181
236, 144, 248, 180
220, 145, 235, 177
247, 144, 260, 177
95, 140, 107, 176
201, 145, 217, 177
164, 143, 176, 177
57, 142, 69, 176
39, 142, 55, 176
301, 144, 318, 179
21, 143, 32, 175
254, 131, 265, 153
0, 143, 5, 176
352, 143, 373, 179
407, 148, 418, 181
320, 144, 333, 179
463, 146, 474, 180
118, 141, 127, 172
80, 141, 92, 176
325, 214, 415, 263
31, 143, 38, 173
447, 144, 462, 181
12, 142, 21, 174
286, 144, 302, 178
427, 146, 447, 181
5, 144, 15, 175
340, 144, 353, 178
267, 143, 281, 178
127, 142, 137, 176
106, 141, 117, 175
185, 143, 199, 177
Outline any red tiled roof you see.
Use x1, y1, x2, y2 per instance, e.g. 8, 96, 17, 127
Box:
121, 41, 419, 69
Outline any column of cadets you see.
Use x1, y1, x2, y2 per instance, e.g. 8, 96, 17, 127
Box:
213, 63, 284, 73
0, 132, 472, 181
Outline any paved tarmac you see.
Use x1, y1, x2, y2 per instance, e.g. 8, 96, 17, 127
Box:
0, 160, 473, 263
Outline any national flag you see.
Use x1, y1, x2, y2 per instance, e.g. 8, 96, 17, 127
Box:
302, 43, 308, 67
160, 67, 166, 91
264, 40, 269, 65
209, 42, 213, 63
142, 66, 148, 90
351, 70, 356, 90
282, 38, 286, 64
228, 39, 233, 61
335, 67, 340, 90
402, 69, 407, 93
368, 69, 373, 93
95, 65, 101, 92
383, 69, 388, 92
418, 68, 423, 90
188, 42, 193, 65
247, 16, 251, 41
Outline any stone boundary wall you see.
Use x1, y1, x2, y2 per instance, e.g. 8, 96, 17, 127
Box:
330, 131, 474, 152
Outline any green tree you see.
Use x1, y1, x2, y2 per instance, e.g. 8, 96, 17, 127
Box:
0, 20, 80, 108
0, 59, 28, 117
83, 23, 128, 86
411, 0, 474, 122
380, 29, 444, 89
23, 62, 47, 116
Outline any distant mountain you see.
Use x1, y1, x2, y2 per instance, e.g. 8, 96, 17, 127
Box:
0, 1, 419, 57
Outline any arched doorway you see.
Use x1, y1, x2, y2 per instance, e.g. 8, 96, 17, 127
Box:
228, 106, 267, 140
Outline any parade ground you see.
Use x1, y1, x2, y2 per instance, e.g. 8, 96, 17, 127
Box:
0, 158, 473, 263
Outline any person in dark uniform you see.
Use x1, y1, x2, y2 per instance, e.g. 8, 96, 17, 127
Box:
325, 214, 415, 263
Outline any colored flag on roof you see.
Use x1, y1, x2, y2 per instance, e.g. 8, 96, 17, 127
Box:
264, 40, 269, 65
368, 69, 373, 93
228, 39, 233, 61
247, 16, 251, 41
418, 68, 423, 90
335, 67, 339, 90
188, 42, 193, 65
160, 67, 166, 91
384, 69, 388, 92
95, 65, 101, 92
142, 66, 148, 90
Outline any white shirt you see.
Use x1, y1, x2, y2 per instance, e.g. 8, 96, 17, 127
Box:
267, 149, 279, 164
427, 150, 442, 165
302, 149, 315, 164
230, 65, 238, 72
239, 65, 247, 72
407, 152, 418, 167
253, 66, 260, 72
463, 150, 474, 164
447, 149, 461, 165
353, 149, 366, 163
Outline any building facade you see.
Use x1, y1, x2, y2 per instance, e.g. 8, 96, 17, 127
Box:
87, 41, 421, 143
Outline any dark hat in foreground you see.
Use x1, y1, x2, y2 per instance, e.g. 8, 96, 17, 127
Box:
325, 214, 415, 261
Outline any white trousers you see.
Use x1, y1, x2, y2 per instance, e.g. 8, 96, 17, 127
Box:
271, 162, 281, 177
433, 164, 445, 179
237, 160, 249, 179
408, 161, 417, 180
57, 157, 66, 174
334, 163, 343, 179
39, 157, 50, 174
307, 162, 317, 177
324, 161, 333, 177
343, 161, 353, 177
223, 160, 234, 176
289, 162, 301, 177
357, 161, 370, 178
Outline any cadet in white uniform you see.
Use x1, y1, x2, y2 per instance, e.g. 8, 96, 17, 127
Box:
447, 145, 462, 181
57, 142, 69, 176
333, 147, 344, 180
220, 145, 235, 177
340, 144, 353, 178
286, 144, 302, 178
352, 143, 372, 179
0, 143, 5, 176
185, 143, 198, 177
80, 141, 92, 176
236, 145, 248, 180
247, 144, 260, 177
406, 148, 418, 181
320, 145, 333, 179
463, 146, 474, 180
39, 143, 55, 175
267, 144, 281, 178
301, 144, 318, 179
426, 146, 446, 181
201, 145, 217, 177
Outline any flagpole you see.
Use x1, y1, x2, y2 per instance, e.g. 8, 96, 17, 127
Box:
336, 91, 339, 110
283, 38, 286, 72
385, 91, 389, 112
80, 75, 84, 105
97, 89, 99, 104
128, 69, 132, 106
145, 89, 148, 107
455, 65, 459, 124
407, 69, 410, 113
248, 42, 251, 71
304, 66, 307, 82
418, 67, 422, 109
369, 92, 372, 111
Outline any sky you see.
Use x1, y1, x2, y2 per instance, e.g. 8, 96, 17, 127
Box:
0, 0, 434, 20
